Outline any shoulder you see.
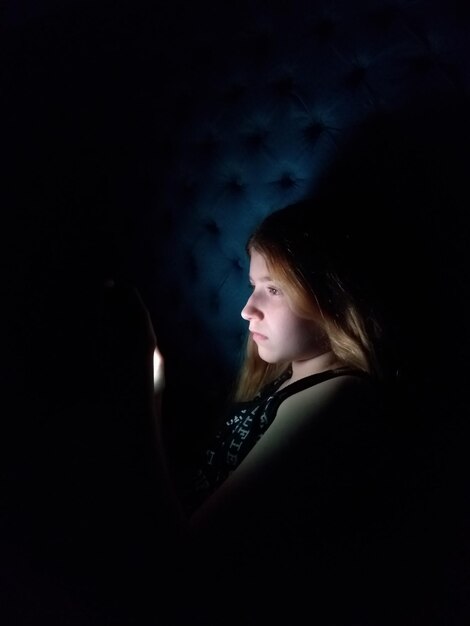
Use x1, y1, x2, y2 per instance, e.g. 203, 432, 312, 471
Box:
189, 373, 383, 535
272, 373, 377, 436
280, 372, 369, 406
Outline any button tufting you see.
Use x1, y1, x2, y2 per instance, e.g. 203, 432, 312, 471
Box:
304, 121, 324, 143
245, 130, 268, 151
226, 178, 245, 194
347, 65, 367, 87
205, 220, 220, 235
231, 258, 244, 271
278, 173, 296, 190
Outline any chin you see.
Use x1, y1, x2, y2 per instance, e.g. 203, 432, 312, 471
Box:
257, 348, 280, 364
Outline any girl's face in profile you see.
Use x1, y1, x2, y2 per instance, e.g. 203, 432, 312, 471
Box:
241, 249, 327, 365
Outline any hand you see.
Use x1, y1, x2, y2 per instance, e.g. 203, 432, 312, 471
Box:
101, 282, 158, 392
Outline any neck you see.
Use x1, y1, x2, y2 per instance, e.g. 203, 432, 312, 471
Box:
290, 350, 342, 384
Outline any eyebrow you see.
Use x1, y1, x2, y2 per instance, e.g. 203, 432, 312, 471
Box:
249, 275, 273, 283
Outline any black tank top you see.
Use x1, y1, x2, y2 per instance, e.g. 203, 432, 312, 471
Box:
182, 367, 366, 513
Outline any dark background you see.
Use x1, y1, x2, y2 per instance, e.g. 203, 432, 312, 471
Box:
2, 1, 470, 624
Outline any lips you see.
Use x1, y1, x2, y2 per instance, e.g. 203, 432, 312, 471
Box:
250, 330, 268, 341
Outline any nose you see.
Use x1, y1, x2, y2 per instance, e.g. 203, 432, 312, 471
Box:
241, 293, 262, 321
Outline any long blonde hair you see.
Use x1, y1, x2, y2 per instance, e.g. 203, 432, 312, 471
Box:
234, 203, 382, 402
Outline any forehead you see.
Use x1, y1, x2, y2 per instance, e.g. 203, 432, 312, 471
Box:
248, 249, 271, 278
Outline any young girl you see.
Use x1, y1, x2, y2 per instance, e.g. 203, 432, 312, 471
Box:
143, 200, 395, 623
177, 200, 386, 522
107, 198, 394, 624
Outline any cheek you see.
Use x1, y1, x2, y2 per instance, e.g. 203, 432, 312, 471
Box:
288, 317, 325, 347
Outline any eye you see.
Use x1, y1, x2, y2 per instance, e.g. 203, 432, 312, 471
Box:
267, 286, 281, 296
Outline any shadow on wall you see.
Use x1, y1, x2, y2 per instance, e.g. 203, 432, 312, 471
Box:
311, 95, 470, 391
306, 95, 470, 622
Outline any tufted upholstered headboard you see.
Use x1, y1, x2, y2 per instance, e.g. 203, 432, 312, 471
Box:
123, 0, 470, 450
4, 0, 470, 446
